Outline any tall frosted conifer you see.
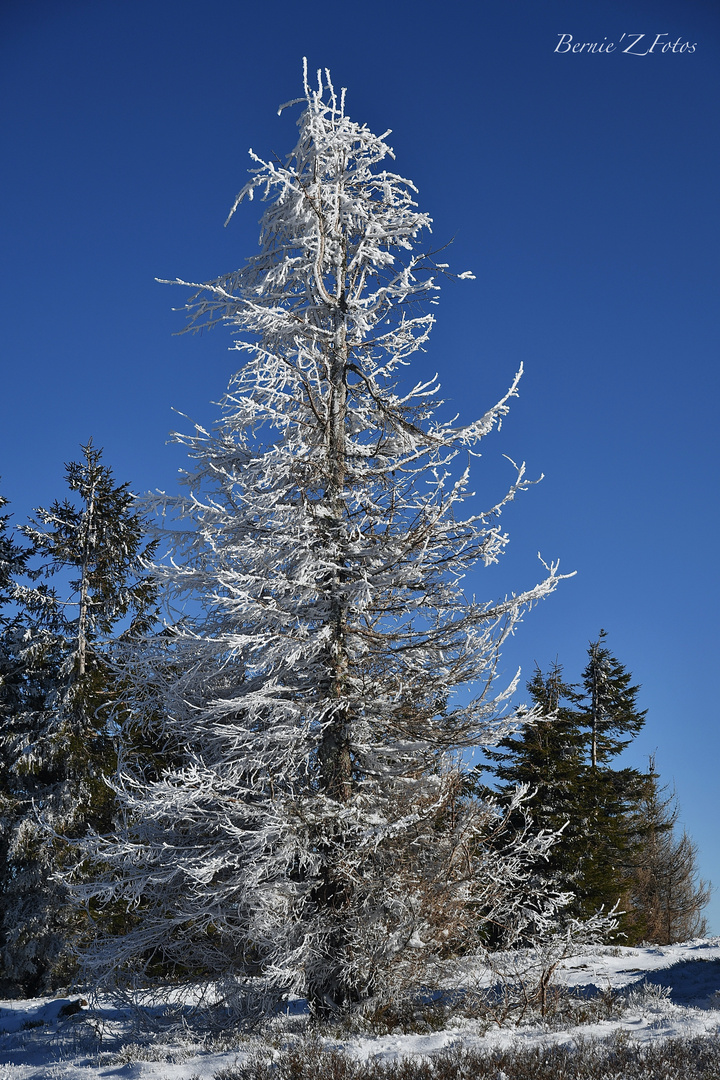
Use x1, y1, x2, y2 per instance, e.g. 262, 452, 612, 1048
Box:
77, 66, 572, 1010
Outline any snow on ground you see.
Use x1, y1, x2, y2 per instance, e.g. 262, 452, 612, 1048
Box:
2, 940, 720, 1079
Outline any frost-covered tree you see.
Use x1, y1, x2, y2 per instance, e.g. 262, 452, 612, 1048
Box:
0, 445, 155, 994
75, 65, 579, 1012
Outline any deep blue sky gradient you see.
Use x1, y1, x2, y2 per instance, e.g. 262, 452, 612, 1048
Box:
2, 0, 719, 929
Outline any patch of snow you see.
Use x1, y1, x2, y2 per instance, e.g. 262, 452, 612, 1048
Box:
1, 940, 720, 1079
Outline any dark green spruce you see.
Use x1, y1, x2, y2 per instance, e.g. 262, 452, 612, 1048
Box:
481, 632, 654, 943
0, 444, 156, 994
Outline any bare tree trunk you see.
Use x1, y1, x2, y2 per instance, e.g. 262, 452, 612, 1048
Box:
318, 256, 352, 804
76, 469, 97, 681
310, 255, 357, 1014
590, 641, 598, 770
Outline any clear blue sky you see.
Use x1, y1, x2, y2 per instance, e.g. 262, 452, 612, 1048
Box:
2, 0, 719, 931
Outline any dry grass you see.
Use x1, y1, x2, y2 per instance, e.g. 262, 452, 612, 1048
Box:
215, 1033, 720, 1080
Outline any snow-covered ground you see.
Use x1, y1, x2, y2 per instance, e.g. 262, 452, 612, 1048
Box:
2, 940, 720, 1079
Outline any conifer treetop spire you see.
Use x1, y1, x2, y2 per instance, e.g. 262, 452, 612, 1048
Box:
166, 61, 478, 389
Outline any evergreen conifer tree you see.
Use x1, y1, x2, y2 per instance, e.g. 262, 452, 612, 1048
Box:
628, 757, 710, 943
0, 488, 30, 991
73, 65, 585, 1012
0, 489, 28, 609
482, 633, 651, 941
582, 630, 646, 771
480, 663, 586, 895
0, 444, 155, 993
572, 631, 648, 933
0, 488, 28, 732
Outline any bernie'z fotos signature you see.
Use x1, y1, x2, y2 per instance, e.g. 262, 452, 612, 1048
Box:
555, 34, 696, 55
